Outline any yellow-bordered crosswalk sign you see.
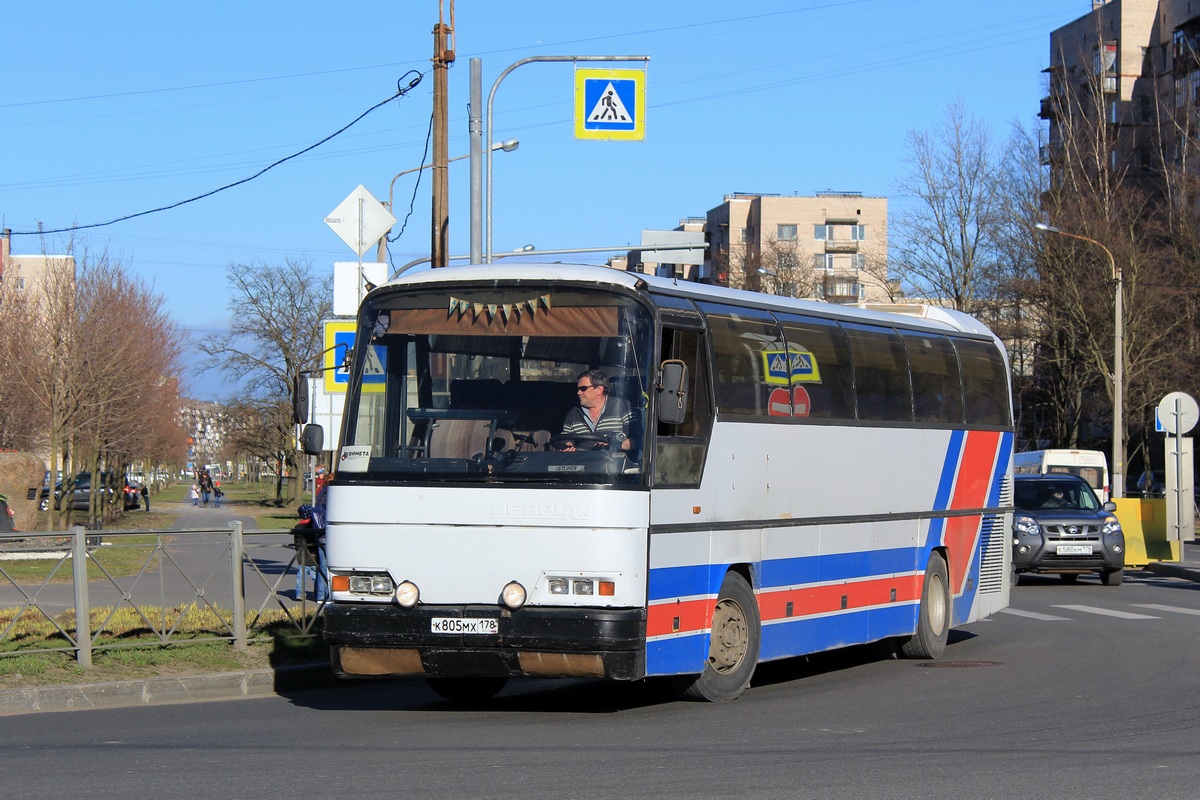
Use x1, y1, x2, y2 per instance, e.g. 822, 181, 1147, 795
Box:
575, 68, 645, 141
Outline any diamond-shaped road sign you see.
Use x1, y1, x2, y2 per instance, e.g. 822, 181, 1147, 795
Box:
325, 185, 396, 257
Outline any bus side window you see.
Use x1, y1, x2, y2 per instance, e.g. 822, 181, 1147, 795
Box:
655, 328, 712, 486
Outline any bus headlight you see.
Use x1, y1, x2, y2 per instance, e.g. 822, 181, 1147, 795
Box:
349, 574, 395, 595
501, 581, 527, 609
395, 580, 420, 608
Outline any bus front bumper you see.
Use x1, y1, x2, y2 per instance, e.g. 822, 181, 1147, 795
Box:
323, 603, 646, 681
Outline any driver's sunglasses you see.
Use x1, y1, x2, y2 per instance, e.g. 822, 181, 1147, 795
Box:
576, 384, 597, 392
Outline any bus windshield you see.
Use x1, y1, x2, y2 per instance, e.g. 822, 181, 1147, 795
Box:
338, 284, 653, 485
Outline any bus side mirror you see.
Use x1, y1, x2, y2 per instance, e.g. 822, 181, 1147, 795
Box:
293, 376, 310, 425
657, 359, 688, 426
301, 424, 324, 456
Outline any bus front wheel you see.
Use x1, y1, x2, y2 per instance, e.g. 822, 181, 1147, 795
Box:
899, 552, 950, 659
675, 571, 761, 702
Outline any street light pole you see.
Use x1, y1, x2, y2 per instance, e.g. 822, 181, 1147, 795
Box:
375, 141, 518, 265
484, 55, 649, 263
1034, 222, 1125, 499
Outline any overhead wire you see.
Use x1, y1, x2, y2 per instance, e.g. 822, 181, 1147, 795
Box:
8, 71, 425, 237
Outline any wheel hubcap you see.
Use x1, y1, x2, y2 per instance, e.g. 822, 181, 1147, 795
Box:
927, 572, 947, 636
709, 597, 749, 673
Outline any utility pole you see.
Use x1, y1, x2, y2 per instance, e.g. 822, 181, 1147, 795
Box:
431, 1, 454, 268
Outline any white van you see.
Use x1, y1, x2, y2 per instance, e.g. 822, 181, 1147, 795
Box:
1013, 449, 1110, 503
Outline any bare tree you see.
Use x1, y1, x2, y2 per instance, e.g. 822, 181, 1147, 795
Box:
200, 258, 332, 504
893, 101, 1009, 314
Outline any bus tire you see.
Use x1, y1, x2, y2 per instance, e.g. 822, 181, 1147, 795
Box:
426, 677, 508, 703
899, 552, 950, 660
675, 571, 760, 702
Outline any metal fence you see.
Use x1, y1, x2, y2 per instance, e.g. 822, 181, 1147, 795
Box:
0, 523, 325, 667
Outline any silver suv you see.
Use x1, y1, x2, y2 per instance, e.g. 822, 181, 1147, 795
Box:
1012, 474, 1126, 586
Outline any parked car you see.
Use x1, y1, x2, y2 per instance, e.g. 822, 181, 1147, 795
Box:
121, 479, 141, 511
37, 472, 117, 512
1132, 469, 1166, 498
1012, 474, 1126, 586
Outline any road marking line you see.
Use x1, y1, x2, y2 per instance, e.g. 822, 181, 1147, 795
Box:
1132, 604, 1200, 616
999, 608, 1073, 621
1053, 604, 1159, 620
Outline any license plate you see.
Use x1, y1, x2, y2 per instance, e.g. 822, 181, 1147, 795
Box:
430, 617, 498, 635
1056, 544, 1093, 556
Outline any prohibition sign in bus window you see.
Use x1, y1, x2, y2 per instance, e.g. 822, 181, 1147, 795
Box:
574, 68, 646, 141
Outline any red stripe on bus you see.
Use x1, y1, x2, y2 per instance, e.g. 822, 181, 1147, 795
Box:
647, 598, 713, 638
649, 575, 925, 637
944, 430, 1001, 592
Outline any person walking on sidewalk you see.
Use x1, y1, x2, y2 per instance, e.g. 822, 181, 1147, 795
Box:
213, 481, 223, 508
189, 483, 200, 507
140, 483, 150, 512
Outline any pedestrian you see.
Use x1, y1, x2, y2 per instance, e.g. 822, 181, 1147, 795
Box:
213, 480, 223, 508
200, 471, 211, 506
189, 483, 200, 507
140, 483, 150, 512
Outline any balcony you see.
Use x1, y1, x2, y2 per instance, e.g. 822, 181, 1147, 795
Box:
824, 239, 860, 253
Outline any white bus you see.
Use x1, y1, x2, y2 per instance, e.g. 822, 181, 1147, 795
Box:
1013, 449, 1109, 503
302, 264, 1014, 702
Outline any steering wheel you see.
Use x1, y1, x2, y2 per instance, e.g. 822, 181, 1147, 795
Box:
549, 433, 609, 451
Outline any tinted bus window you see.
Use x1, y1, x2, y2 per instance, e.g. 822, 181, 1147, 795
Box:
845, 325, 913, 422
903, 332, 964, 424
703, 305, 784, 416
955, 338, 1011, 426
775, 314, 855, 420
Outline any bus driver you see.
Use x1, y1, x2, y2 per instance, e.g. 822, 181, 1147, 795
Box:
560, 369, 633, 452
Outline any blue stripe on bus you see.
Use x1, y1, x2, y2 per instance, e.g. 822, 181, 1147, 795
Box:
647, 563, 727, 602
646, 603, 921, 676
649, 547, 921, 604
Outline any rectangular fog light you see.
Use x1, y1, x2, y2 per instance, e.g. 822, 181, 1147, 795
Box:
548, 578, 569, 595
572, 579, 594, 595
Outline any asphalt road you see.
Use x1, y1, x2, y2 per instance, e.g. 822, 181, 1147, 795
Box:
3, 569, 1200, 799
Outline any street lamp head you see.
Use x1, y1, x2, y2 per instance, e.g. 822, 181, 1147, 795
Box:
513, 244, 535, 253
1034, 222, 1060, 234
496, 139, 519, 153
756, 267, 777, 277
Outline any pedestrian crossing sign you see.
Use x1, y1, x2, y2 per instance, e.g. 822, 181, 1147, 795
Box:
575, 68, 645, 141
323, 320, 386, 394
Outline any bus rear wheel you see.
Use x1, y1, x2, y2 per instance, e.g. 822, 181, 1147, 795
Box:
899, 552, 950, 659
675, 571, 760, 702
426, 677, 508, 703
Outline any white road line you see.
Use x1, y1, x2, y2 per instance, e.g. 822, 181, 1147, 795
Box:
1132, 604, 1200, 616
1053, 604, 1160, 620
999, 607, 1073, 621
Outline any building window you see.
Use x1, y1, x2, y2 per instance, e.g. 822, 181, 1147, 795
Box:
814, 225, 832, 241
852, 253, 865, 270
850, 225, 866, 241
739, 228, 749, 244
777, 224, 797, 241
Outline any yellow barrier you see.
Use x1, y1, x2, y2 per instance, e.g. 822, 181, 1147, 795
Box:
1113, 498, 1180, 567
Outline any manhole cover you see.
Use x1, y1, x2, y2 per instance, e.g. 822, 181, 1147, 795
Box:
916, 660, 1000, 669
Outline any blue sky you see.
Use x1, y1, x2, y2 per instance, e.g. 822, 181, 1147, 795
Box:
1, 1, 1085, 398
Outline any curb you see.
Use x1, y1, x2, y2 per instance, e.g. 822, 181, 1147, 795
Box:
1142, 561, 1200, 584
0, 662, 336, 716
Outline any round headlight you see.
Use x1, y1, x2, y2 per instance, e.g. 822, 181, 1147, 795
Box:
395, 580, 420, 608
501, 580, 527, 610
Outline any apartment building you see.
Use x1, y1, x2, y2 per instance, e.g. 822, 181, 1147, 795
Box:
0, 232, 75, 306
702, 192, 889, 304
1043, 0, 1200, 182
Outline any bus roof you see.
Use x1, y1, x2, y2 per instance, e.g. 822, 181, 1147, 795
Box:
385, 262, 998, 340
